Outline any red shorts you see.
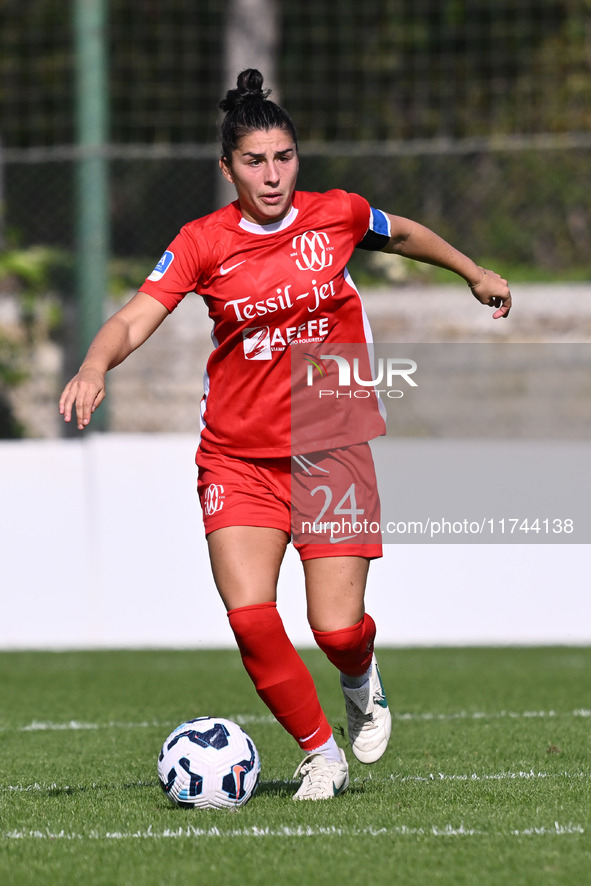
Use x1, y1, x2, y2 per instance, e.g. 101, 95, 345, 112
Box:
196, 443, 382, 561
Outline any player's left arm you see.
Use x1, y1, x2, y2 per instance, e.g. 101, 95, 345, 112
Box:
384, 214, 511, 319
356, 205, 511, 319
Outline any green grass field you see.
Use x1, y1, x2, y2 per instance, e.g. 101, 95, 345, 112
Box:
1, 647, 589, 885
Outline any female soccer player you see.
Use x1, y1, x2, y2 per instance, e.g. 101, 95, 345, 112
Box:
59, 69, 511, 800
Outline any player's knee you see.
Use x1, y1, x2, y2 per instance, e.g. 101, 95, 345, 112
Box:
312, 613, 376, 675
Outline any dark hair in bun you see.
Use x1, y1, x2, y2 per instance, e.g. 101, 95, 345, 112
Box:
219, 69, 298, 161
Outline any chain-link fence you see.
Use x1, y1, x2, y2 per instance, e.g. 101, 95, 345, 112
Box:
3, 1, 591, 148
1, 0, 590, 438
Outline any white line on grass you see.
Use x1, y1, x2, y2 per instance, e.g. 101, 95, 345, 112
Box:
4, 709, 589, 734
389, 771, 590, 783
17, 720, 163, 732
3, 781, 154, 792
394, 709, 591, 722
1, 822, 585, 841
4, 714, 276, 733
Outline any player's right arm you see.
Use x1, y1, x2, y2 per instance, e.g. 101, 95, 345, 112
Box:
59, 291, 169, 430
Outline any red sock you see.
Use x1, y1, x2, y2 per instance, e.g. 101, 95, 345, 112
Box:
312, 613, 376, 677
228, 602, 333, 751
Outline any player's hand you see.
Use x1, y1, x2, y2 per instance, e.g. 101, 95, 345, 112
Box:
59, 367, 106, 430
469, 268, 512, 319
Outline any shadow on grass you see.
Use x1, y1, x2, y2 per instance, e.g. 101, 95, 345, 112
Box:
254, 779, 295, 799
15, 780, 161, 798
255, 777, 371, 799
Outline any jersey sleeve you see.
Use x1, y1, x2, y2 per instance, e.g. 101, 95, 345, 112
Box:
346, 192, 373, 244
139, 224, 204, 312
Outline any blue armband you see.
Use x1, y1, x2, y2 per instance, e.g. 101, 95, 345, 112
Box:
356, 207, 391, 251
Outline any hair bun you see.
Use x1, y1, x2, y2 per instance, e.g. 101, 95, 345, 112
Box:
219, 68, 271, 112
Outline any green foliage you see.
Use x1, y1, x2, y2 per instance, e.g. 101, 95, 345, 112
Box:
0, 245, 71, 437
1, 647, 590, 885
0, 246, 71, 322
0, 381, 24, 438
281, 0, 589, 140
1, 1, 590, 146
300, 147, 591, 276
1, 3, 591, 278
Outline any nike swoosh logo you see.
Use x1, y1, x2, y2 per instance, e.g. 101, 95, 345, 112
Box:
220, 260, 246, 275
329, 534, 359, 544
375, 667, 389, 707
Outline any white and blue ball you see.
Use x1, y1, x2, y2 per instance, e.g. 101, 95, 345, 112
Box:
158, 716, 260, 809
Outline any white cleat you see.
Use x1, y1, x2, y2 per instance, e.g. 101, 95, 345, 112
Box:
341, 655, 392, 764
292, 748, 349, 801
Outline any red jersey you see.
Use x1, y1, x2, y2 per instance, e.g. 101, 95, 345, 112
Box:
140, 189, 386, 456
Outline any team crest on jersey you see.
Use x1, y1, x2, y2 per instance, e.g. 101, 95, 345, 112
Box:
203, 484, 225, 516
243, 327, 272, 360
147, 250, 174, 281
291, 231, 334, 272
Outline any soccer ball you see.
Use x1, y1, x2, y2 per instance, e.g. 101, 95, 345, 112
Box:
158, 716, 260, 809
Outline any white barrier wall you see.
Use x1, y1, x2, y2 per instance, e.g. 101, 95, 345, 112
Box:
0, 434, 588, 649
